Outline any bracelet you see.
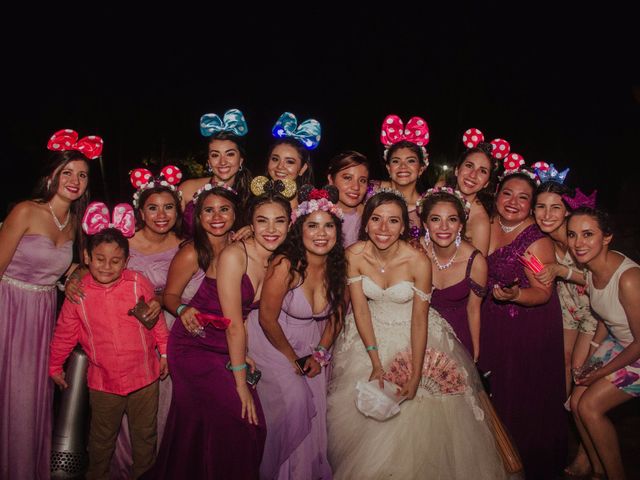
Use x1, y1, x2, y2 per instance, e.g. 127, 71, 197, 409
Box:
513, 288, 521, 302
312, 349, 332, 367
564, 267, 573, 281
176, 304, 188, 316
315, 345, 327, 352
226, 362, 248, 371
160, 353, 168, 358
590, 340, 600, 349
365, 345, 378, 352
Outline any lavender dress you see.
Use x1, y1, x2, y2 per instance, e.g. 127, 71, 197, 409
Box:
145, 274, 266, 479
0, 234, 73, 480
246, 285, 332, 480
480, 224, 566, 479
341, 210, 361, 248
111, 246, 204, 478
430, 250, 486, 355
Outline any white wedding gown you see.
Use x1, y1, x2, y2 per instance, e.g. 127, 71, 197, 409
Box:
327, 276, 507, 480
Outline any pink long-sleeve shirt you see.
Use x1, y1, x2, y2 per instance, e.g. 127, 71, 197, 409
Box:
49, 269, 169, 395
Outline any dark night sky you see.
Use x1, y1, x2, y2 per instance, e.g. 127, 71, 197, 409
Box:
2, 5, 638, 220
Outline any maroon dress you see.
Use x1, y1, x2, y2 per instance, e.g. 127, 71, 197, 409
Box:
144, 275, 266, 479
480, 224, 566, 480
430, 250, 486, 356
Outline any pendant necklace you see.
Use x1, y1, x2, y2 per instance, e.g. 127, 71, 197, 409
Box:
498, 216, 524, 234
430, 244, 459, 271
372, 244, 398, 273
48, 203, 70, 231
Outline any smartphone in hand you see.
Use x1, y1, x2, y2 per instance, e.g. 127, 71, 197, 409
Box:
295, 355, 312, 375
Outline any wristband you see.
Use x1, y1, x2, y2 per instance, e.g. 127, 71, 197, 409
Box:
226, 362, 248, 371
315, 345, 327, 352
160, 353, 167, 358
564, 267, 573, 281
365, 345, 378, 352
590, 341, 600, 349
176, 304, 188, 316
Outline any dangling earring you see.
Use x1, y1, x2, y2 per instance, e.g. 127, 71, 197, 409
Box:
238, 164, 243, 172
46, 179, 52, 190
455, 230, 462, 248
424, 228, 430, 246
206, 164, 213, 175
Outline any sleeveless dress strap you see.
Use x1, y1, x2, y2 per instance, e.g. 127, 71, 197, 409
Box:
240, 241, 249, 274
466, 250, 488, 297
411, 286, 432, 302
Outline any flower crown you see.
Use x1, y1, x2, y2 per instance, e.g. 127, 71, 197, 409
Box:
291, 185, 344, 223
192, 182, 238, 204
416, 187, 471, 217
365, 183, 405, 203
498, 153, 544, 185
130, 165, 183, 209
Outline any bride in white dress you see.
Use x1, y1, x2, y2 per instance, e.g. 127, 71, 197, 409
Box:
327, 191, 507, 479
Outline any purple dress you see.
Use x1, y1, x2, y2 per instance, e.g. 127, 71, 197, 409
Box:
480, 224, 566, 479
341, 210, 361, 248
0, 234, 73, 480
111, 246, 204, 479
430, 250, 486, 355
246, 286, 332, 480
145, 274, 266, 479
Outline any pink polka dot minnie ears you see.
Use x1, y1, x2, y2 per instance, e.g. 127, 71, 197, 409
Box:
380, 114, 430, 164
47, 129, 104, 159
129, 165, 183, 208
461, 128, 511, 165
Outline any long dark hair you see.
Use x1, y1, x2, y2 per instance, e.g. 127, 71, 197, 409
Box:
359, 191, 410, 241
205, 132, 252, 207
418, 191, 468, 239
272, 185, 346, 324
192, 187, 239, 271
134, 186, 183, 235
447, 144, 497, 216
266, 138, 315, 187
33, 150, 91, 259
534, 181, 574, 210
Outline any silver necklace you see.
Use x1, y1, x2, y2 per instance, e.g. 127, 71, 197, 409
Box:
48, 203, 70, 231
498, 216, 524, 234
372, 244, 397, 273
430, 244, 459, 271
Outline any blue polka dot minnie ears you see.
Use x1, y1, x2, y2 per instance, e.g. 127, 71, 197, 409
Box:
272, 112, 322, 150
200, 109, 248, 137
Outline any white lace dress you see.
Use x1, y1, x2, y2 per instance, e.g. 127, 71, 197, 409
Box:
327, 276, 507, 480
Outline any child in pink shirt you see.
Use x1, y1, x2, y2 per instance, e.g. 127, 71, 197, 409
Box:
50, 204, 169, 479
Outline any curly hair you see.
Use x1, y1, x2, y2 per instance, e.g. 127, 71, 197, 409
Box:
205, 132, 253, 207
272, 210, 347, 327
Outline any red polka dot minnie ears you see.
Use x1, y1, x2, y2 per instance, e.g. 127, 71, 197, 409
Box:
47, 129, 104, 159
129, 165, 183, 208
380, 114, 430, 164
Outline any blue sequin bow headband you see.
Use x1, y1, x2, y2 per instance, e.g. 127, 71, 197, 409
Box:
200, 109, 248, 137
272, 112, 321, 150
